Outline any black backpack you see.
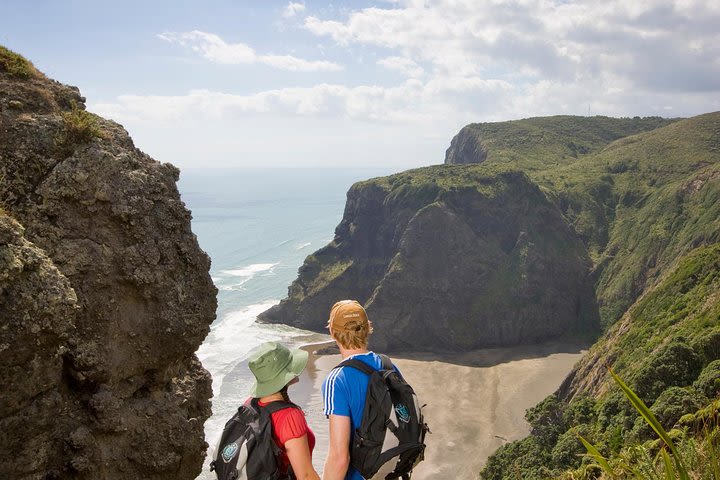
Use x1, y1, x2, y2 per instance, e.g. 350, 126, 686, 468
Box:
336, 354, 429, 480
210, 398, 297, 480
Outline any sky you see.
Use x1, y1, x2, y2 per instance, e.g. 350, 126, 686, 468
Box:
1, 0, 719, 169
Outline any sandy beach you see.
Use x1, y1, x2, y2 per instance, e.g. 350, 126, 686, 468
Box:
291, 341, 587, 479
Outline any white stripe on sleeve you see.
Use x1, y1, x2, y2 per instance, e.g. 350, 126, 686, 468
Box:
323, 368, 342, 416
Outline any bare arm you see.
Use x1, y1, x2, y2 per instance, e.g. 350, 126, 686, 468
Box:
285, 434, 320, 480
322, 414, 351, 480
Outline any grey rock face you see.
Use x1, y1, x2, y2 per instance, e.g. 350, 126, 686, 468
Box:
444, 126, 487, 164
0, 57, 216, 479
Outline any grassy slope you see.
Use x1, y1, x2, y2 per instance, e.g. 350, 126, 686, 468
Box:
481, 243, 720, 479
547, 113, 720, 325
461, 115, 676, 171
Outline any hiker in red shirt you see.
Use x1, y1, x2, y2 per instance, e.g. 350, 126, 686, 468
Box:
248, 341, 320, 480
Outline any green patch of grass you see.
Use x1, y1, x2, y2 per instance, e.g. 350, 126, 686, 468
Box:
0, 45, 38, 79
306, 259, 353, 296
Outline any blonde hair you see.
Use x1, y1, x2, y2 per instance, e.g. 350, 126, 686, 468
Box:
330, 319, 373, 349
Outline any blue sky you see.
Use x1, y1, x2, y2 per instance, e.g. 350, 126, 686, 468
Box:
2, 0, 719, 169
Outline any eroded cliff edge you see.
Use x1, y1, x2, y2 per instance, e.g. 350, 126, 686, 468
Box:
0, 48, 216, 479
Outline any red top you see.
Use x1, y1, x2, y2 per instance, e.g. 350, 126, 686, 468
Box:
257, 399, 316, 474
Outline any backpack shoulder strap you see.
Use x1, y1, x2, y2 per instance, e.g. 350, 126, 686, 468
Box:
378, 353, 393, 371
258, 400, 299, 415
337, 358, 376, 376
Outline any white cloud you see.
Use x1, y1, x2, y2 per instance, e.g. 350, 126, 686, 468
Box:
158, 30, 342, 71
303, 0, 720, 91
91, 75, 513, 127
99, 1, 720, 169
282, 2, 306, 19
377, 56, 424, 77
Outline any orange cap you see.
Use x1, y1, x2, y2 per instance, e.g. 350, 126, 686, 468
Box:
327, 300, 369, 332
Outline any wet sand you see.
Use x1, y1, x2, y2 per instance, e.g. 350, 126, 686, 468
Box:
291, 341, 587, 479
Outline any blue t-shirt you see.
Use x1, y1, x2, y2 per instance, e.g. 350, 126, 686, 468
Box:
322, 352, 400, 480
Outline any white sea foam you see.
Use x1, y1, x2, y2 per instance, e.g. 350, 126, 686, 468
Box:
197, 301, 279, 395
296, 242, 312, 250
215, 263, 279, 291
221, 262, 278, 278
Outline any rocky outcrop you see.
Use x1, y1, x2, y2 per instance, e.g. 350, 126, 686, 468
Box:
444, 126, 487, 164
0, 49, 216, 479
260, 170, 599, 351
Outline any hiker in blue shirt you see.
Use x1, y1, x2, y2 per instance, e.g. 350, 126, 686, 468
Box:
321, 300, 401, 480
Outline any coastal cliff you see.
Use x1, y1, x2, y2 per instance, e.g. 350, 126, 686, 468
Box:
260, 167, 600, 350
0, 47, 216, 479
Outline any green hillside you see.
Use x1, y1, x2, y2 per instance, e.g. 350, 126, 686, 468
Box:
455, 115, 677, 171
481, 243, 720, 479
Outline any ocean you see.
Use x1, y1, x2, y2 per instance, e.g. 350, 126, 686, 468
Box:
177, 166, 396, 479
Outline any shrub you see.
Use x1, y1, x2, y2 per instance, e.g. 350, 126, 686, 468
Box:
694, 360, 720, 399
564, 395, 597, 426
652, 387, 704, 428
55, 102, 103, 156
632, 386, 704, 440
633, 340, 702, 402
693, 328, 720, 364
551, 428, 587, 469
597, 390, 635, 432
480, 436, 553, 480
526, 395, 566, 447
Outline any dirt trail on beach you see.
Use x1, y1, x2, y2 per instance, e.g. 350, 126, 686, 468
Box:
293, 341, 586, 479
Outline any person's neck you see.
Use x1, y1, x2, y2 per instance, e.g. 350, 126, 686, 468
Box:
338, 346, 370, 359
259, 392, 285, 403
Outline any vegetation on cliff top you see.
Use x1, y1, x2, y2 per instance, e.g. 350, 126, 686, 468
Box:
456, 115, 678, 171
0, 46, 39, 80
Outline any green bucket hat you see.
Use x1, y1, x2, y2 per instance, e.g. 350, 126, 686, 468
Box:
248, 342, 309, 398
